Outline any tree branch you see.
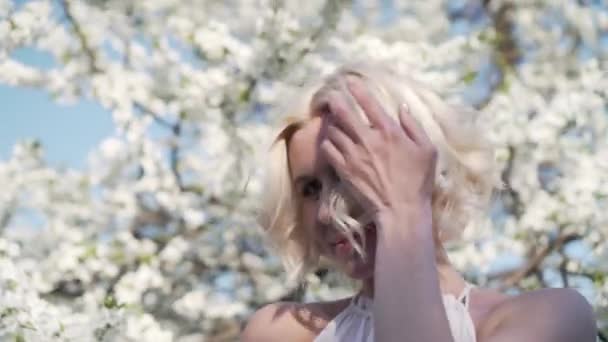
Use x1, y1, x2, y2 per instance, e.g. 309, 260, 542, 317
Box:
132, 101, 176, 130
559, 253, 570, 287
476, 0, 520, 109
60, 0, 101, 74
493, 232, 581, 289
500, 145, 524, 218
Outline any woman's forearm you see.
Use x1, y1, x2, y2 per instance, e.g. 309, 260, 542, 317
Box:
372, 204, 454, 342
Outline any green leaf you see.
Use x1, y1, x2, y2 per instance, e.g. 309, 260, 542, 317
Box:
6, 279, 18, 291
103, 295, 125, 309
513, 231, 528, 240
498, 78, 510, 93
239, 87, 252, 103
1, 307, 18, 319
138, 254, 153, 264
83, 245, 97, 259
592, 272, 606, 287
110, 251, 125, 264
462, 71, 477, 84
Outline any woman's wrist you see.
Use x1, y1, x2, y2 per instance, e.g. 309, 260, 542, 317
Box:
375, 199, 434, 242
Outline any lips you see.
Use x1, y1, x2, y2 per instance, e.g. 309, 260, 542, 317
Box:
329, 223, 376, 255
330, 236, 348, 246
329, 223, 374, 243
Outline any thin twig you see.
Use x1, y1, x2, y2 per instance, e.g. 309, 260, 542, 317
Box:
60, 0, 101, 73
496, 232, 581, 290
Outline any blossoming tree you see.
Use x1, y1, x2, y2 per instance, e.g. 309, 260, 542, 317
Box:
0, 0, 606, 340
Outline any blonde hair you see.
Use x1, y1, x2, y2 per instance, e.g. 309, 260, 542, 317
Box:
257, 62, 498, 282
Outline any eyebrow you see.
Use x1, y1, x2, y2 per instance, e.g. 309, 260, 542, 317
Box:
293, 175, 313, 189
293, 162, 338, 188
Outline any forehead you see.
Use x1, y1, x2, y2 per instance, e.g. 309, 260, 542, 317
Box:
287, 116, 328, 179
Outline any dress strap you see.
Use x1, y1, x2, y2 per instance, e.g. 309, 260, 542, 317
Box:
350, 293, 373, 312
457, 282, 474, 310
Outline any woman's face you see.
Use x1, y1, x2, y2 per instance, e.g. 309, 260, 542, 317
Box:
288, 115, 377, 280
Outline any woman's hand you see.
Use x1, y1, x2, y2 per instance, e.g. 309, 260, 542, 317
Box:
321, 77, 456, 342
320, 77, 437, 229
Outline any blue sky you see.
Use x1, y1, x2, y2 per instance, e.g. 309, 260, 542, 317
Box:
1, 48, 113, 169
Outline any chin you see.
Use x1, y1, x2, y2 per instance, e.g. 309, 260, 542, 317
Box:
326, 224, 377, 280
343, 260, 375, 280
331, 245, 376, 280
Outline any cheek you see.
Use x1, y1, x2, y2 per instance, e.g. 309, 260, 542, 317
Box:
301, 199, 319, 221
299, 202, 318, 235
300, 202, 328, 251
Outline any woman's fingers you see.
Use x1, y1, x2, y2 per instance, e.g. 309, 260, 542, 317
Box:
346, 76, 391, 132
327, 91, 367, 144
326, 123, 354, 156
398, 102, 431, 147
320, 139, 347, 175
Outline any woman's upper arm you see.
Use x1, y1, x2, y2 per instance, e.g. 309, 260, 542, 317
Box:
479, 288, 596, 342
241, 302, 313, 342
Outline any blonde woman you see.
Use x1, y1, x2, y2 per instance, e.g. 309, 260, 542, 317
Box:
242, 63, 596, 342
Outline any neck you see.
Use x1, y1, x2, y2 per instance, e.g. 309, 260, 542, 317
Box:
359, 261, 466, 299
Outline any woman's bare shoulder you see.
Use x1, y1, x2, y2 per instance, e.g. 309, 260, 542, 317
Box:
241, 297, 352, 342
476, 287, 596, 342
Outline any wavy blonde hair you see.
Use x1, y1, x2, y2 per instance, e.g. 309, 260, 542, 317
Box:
257, 62, 499, 282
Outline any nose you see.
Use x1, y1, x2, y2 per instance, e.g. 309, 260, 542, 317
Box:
316, 190, 332, 226
317, 203, 331, 226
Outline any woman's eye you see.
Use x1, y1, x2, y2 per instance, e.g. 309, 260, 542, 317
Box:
302, 180, 321, 198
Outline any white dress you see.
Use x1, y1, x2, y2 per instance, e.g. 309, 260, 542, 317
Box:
314, 283, 477, 342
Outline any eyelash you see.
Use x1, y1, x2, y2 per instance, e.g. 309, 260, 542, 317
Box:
300, 170, 340, 199
300, 168, 341, 197
301, 180, 322, 198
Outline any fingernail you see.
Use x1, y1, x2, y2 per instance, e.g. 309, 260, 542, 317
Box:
401, 102, 410, 113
